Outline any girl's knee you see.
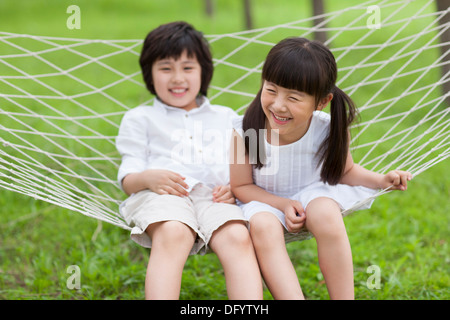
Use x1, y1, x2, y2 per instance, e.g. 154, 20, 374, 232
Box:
305, 198, 345, 238
250, 212, 281, 232
249, 212, 284, 244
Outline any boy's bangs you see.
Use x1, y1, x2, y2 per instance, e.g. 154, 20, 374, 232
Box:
157, 36, 198, 61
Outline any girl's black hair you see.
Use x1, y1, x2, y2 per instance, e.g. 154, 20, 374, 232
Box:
139, 21, 213, 96
242, 37, 357, 185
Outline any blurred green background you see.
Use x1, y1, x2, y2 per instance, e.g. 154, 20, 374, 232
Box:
0, 0, 448, 300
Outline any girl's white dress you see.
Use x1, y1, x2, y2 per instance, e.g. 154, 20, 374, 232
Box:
233, 111, 379, 242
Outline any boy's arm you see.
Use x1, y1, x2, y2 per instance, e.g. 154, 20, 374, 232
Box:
122, 169, 189, 196
117, 109, 189, 197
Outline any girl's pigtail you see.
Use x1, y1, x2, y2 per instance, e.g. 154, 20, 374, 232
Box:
242, 89, 266, 168
319, 86, 357, 185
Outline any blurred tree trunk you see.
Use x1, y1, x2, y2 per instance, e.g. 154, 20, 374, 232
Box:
312, 0, 328, 43
205, 0, 214, 17
243, 0, 253, 30
436, 0, 450, 105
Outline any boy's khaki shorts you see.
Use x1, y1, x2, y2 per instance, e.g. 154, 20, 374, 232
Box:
119, 183, 247, 255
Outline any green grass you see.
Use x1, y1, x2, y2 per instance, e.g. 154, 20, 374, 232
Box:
0, 161, 448, 300
0, 0, 449, 300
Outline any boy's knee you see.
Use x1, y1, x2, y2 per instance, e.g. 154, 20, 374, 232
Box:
211, 221, 251, 249
148, 221, 196, 248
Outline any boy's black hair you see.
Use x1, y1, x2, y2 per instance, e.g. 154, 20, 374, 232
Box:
139, 21, 213, 96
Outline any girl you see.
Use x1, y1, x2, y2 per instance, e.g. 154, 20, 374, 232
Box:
230, 37, 412, 300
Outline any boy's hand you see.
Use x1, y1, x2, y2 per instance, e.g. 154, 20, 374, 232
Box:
212, 185, 236, 204
145, 169, 189, 197
382, 170, 413, 191
283, 200, 306, 233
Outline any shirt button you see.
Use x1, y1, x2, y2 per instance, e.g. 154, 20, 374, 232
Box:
185, 114, 188, 118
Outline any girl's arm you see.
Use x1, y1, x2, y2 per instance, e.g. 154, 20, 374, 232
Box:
229, 130, 288, 210
340, 149, 412, 191
229, 130, 305, 232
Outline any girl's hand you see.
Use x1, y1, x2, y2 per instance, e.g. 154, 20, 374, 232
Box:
283, 200, 306, 233
381, 170, 413, 191
144, 169, 189, 197
213, 185, 236, 204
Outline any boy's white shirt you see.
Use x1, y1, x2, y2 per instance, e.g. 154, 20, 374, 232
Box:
116, 96, 239, 192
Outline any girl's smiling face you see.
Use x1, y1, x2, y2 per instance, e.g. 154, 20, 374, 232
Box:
151, 50, 201, 111
261, 80, 332, 145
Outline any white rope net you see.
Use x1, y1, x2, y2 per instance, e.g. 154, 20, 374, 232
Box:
1, 0, 449, 230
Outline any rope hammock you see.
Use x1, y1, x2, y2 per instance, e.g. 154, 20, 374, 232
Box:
1, 0, 449, 231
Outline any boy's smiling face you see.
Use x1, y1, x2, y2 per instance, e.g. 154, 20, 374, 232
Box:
151, 50, 202, 111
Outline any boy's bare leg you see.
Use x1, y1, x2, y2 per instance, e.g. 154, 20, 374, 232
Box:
208, 220, 264, 299
145, 221, 196, 299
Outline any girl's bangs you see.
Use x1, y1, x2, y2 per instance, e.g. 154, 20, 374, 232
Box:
262, 41, 325, 100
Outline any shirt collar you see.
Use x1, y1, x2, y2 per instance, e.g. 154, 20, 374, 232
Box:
153, 96, 213, 115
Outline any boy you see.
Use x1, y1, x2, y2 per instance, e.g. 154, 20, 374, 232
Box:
116, 21, 262, 300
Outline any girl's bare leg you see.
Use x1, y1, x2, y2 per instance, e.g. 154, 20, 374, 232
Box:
249, 212, 304, 300
305, 197, 354, 300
